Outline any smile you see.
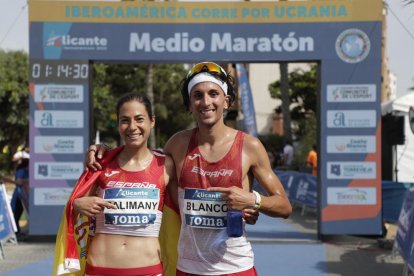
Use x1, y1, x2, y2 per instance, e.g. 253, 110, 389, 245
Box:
127, 133, 143, 139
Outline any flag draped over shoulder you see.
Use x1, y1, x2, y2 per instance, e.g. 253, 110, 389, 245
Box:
53, 147, 123, 276
159, 188, 181, 276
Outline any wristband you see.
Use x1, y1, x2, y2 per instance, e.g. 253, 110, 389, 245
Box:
252, 190, 262, 210
88, 148, 96, 153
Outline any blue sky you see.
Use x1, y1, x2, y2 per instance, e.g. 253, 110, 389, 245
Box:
1, 0, 413, 98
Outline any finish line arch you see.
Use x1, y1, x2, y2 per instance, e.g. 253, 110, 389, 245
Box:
28, 0, 383, 236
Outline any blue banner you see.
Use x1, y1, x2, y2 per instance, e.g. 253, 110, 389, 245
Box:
236, 64, 258, 137
270, 171, 411, 224
274, 170, 317, 208
395, 188, 414, 270
382, 181, 412, 223
0, 184, 16, 241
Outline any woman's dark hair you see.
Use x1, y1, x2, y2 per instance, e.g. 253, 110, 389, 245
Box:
179, 65, 237, 111
116, 92, 153, 120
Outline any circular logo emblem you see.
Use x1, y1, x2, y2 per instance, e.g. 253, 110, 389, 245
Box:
335, 29, 370, 63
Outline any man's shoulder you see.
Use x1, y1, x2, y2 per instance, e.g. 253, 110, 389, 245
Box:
169, 129, 192, 142
165, 129, 193, 154
242, 133, 263, 152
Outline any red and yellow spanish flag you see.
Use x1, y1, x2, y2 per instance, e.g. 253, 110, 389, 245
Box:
52, 146, 181, 276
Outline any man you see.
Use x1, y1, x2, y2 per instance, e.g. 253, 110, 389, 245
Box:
307, 144, 317, 176
87, 62, 292, 275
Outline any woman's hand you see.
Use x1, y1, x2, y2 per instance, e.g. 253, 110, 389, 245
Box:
243, 208, 259, 225
73, 196, 117, 217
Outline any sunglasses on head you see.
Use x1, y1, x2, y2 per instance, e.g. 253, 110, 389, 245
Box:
186, 62, 228, 79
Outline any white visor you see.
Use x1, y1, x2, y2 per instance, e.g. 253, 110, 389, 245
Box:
187, 72, 228, 96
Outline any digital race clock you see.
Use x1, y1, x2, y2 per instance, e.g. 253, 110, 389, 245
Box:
30, 60, 89, 82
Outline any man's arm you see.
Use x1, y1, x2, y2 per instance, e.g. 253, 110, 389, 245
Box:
0, 175, 28, 186
84, 144, 112, 171
210, 136, 292, 218
247, 137, 292, 218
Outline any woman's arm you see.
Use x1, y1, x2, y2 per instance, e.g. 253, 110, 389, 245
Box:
73, 182, 117, 217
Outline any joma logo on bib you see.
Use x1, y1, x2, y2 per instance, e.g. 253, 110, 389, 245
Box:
105, 213, 156, 226
187, 215, 226, 228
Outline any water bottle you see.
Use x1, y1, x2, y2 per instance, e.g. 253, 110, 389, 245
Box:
227, 210, 243, 237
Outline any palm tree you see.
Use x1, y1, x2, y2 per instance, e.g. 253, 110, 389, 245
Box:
279, 0, 292, 142
146, 63, 156, 148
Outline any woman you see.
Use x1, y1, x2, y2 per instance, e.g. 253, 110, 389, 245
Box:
72, 92, 177, 276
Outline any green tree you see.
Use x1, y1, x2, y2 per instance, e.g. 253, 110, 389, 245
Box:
268, 64, 318, 168
0, 50, 29, 173
152, 64, 193, 146
91, 63, 192, 148
268, 64, 318, 121
295, 114, 317, 169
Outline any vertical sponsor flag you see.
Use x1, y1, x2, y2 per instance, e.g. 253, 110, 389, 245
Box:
236, 64, 258, 137
0, 184, 17, 241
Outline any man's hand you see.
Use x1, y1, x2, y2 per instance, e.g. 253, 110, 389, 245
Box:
73, 196, 117, 217
85, 144, 111, 171
208, 186, 256, 210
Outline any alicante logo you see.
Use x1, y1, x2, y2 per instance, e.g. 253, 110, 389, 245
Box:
46, 33, 63, 47
335, 28, 370, 63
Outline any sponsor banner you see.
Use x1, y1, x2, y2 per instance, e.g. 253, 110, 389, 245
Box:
34, 135, 84, 154
34, 84, 83, 103
183, 188, 227, 229
34, 110, 84, 128
29, 21, 381, 62
327, 84, 376, 102
327, 161, 376, 179
34, 162, 83, 180
327, 135, 376, 153
29, 0, 382, 24
327, 110, 376, 128
34, 187, 72, 205
327, 187, 376, 205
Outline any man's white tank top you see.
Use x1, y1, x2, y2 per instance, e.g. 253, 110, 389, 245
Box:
177, 129, 254, 275
94, 151, 166, 237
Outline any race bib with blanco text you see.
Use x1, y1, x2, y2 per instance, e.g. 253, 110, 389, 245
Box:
183, 188, 228, 229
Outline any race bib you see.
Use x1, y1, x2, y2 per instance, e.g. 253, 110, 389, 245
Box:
183, 188, 228, 229
103, 188, 159, 226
